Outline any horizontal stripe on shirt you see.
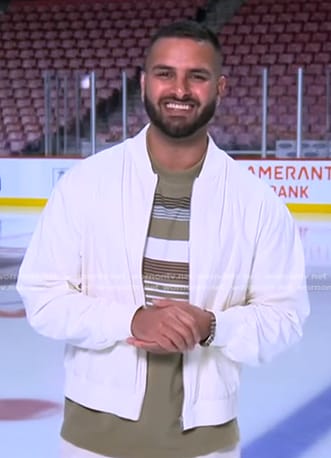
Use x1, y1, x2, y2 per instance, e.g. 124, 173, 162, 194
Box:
144, 238, 189, 263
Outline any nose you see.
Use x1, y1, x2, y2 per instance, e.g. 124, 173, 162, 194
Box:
172, 75, 191, 99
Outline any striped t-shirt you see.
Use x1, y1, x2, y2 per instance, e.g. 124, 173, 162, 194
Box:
61, 156, 239, 458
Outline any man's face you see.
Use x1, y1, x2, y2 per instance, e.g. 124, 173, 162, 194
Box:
141, 37, 225, 139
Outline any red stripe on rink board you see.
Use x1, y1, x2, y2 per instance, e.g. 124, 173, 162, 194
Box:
0, 399, 62, 421
0, 308, 26, 318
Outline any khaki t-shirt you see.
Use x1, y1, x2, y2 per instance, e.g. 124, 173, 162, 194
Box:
61, 158, 239, 457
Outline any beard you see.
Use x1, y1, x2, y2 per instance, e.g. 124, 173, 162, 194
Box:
143, 93, 217, 139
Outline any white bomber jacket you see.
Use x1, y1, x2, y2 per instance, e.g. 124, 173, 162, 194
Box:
17, 125, 310, 430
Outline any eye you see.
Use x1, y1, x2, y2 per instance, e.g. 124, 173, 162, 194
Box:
190, 73, 208, 81
155, 70, 173, 79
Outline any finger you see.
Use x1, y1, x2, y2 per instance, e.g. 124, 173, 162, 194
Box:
127, 338, 172, 354
127, 337, 139, 345
127, 336, 157, 348
134, 321, 188, 352
158, 330, 188, 352
157, 317, 200, 351
167, 308, 201, 344
153, 299, 201, 342
154, 301, 201, 342
127, 337, 160, 348
130, 304, 199, 349
163, 318, 196, 349
151, 301, 200, 344
154, 306, 200, 348
128, 333, 191, 353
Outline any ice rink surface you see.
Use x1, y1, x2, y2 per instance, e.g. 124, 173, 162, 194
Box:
1, 208, 330, 458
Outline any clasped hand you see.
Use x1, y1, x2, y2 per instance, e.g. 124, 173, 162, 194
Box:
127, 299, 212, 354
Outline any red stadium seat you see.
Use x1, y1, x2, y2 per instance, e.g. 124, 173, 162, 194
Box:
2, 0, 327, 153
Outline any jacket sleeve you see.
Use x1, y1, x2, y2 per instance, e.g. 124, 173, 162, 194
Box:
16, 168, 138, 350
211, 191, 310, 366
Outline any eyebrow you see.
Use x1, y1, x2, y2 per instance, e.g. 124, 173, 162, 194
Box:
150, 65, 212, 76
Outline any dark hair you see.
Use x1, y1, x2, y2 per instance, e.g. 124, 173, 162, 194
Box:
148, 20, 221, 57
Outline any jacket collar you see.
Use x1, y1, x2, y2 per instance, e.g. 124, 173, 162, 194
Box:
127, 123, 229, 182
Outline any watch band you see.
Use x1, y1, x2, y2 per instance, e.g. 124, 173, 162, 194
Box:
200, 312, 216, 347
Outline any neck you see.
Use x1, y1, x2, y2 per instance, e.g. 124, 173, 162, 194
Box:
147, 125, 208, 171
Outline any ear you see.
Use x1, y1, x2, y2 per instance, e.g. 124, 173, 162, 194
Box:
216, 75, 226, 106
140, 71, 146, 102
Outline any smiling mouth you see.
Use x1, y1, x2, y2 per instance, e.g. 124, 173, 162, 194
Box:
165, 102, 192, 110
163, 100, 197, 114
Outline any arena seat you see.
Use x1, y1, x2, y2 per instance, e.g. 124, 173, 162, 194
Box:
0, 0, 199, 154
4, 0, 328, 154
213, 0, 330, 151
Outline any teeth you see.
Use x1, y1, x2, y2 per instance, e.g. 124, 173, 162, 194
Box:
166, 103, 191, 110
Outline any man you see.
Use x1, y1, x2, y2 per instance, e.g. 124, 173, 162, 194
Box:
17, 20, 310, 458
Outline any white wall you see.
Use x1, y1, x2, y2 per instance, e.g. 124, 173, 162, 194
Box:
246, 161, 331, 204
0, 158, 330, 204
0, 158, 78, 199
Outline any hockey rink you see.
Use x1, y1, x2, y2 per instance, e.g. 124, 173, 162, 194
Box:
0, 207, 330, 458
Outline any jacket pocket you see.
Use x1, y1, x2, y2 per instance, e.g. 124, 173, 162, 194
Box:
195, 348, 241, 401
